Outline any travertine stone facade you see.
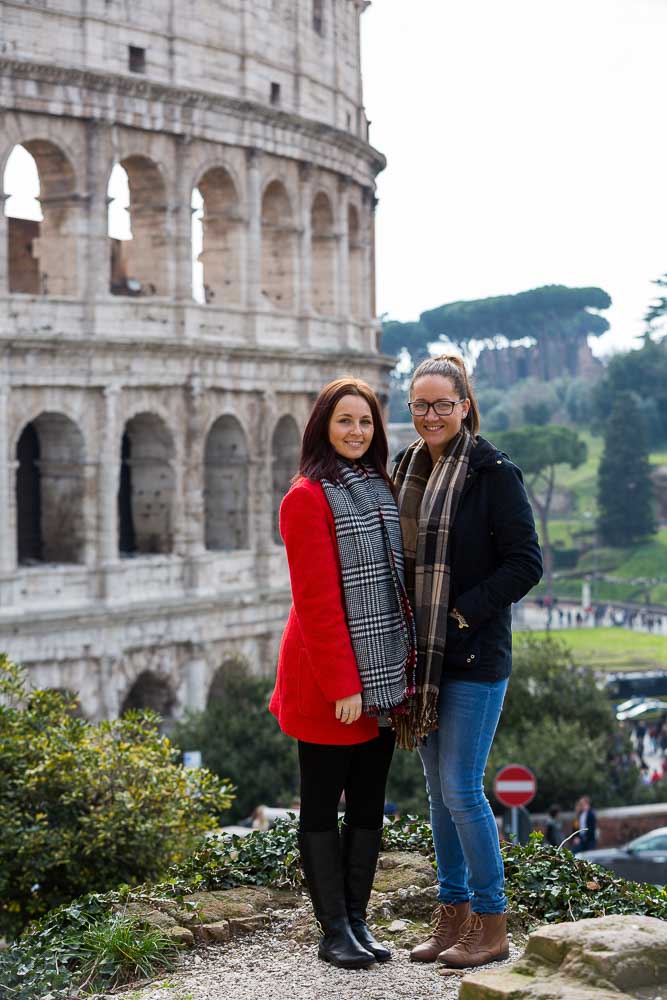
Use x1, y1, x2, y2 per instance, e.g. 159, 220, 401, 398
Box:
0, 0, 389, 722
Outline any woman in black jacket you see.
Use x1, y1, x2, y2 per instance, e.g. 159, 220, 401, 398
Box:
391, 354, 542, 970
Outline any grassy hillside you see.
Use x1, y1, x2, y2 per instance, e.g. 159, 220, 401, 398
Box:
532, 433, 667, 606
528, 628, 667, 670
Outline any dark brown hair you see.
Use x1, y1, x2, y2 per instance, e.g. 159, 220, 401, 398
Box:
297, 377, 391, 484
409, 353, 481, 435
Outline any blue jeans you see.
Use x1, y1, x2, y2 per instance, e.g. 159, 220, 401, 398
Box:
418, 677, 508, 914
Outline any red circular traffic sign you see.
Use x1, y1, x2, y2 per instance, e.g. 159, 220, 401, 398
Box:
493, 764, 537, 808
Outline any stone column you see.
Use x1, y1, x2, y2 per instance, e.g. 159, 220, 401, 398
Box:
253, 389, 277, 584
337, 178, 350, 320
172, 135, 193, 305
83, 122, 110, 306
245, 148, 262, 342
183, 376, 207, 589
298, 163, 313, 346
0, 383, 13, 572
362, 188, 375, 321
99, 384, 121, 567
0, 194, 9, 296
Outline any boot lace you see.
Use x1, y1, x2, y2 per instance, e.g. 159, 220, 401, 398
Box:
427, 903, 458, 941
454, 912, 484, 949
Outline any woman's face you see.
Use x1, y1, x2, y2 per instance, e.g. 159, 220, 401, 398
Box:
328, 394, 374, 460
410, 374, 470, 455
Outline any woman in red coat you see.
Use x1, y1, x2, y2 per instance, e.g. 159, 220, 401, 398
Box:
270, 378, 415, 970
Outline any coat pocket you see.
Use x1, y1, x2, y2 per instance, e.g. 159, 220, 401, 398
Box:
297, 648, 326, 717
444, 618, 481, 671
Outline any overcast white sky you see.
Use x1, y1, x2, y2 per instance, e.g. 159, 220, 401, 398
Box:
361, 0, 667, 356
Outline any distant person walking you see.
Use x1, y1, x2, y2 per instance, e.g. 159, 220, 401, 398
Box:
270, 378, 416, 970
544, 804, 565, 848
391, 355, 542, 969
571, 795, 597, 853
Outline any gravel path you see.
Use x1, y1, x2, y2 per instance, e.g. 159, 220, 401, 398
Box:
119, 909, 521, 1000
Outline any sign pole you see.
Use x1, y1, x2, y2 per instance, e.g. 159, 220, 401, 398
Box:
511, 806, 519, 843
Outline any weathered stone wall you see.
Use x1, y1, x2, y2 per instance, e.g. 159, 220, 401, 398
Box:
0, 0, 390, 722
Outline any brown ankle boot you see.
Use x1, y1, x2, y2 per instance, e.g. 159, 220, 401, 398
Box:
409, 902, 471, 963
437, 911, 509, 968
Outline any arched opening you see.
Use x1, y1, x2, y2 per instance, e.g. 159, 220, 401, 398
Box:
348, 204, 364, 319
108, 156, 167, 296
208, 657, 248, 705
4, 141, 79, 295
194, 167, 242, 306
271, 415, 300, 543
118, 413, 175, 556
16, 423, 42, 563
260, 180, 295, 310
121, 670, 175, 721
16, 412, 86, 565
311, 192, 335, 315
204, 415, 249, 551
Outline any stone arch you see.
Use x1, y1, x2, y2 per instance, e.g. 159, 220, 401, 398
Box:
311, 191, 336, 315
121, 670, 175, 720
4, 140, 79, 296
203, 414, 249, 551
261, 179, 296, 310
118, 412, 175, 556
271, 414, 300, 544
194, 166, 242, 306
15, 412, 86, 565
109, 155, 167, 296
348, 203, 364, 319
207, 656, 249, 705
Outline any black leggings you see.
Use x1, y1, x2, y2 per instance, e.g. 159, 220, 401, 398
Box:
298, 728, 395, 832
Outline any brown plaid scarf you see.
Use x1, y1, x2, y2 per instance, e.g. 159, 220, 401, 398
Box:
391, 428, 474, 749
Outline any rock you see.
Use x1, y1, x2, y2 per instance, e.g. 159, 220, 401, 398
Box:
228, 914, 271, 934
194, 920, 231, 944
387, 920, 410, 933
166, 926, 195, 947
371, 851, 435, 893
460, 915, 667, 999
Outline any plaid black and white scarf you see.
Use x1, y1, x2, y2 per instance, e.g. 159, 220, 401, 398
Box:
392, 429, 474, 748
321, 461, 416, 717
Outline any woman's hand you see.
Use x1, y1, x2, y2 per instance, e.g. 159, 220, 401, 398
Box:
335, 693, 362, 725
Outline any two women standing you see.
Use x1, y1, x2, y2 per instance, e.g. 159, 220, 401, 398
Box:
270, 357, 542, 971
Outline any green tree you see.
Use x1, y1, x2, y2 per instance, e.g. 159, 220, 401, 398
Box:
597, 393, 657, 547
494, 425, 587, 604
486, 636, 639, 814
420, 285, 611, 381
0, 656, 233, 938
172, 667, 299, 823
381, 286, 611, 387
593, 335, 667, 447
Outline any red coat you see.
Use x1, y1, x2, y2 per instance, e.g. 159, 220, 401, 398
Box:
269, 477, 379, 745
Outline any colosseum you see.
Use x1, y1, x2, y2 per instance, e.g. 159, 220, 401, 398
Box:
0, 0, 389, 723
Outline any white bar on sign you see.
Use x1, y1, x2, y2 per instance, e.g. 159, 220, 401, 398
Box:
496, 780, 534, 792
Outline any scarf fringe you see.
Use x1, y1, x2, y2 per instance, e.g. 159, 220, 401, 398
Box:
390, 690, 439, 751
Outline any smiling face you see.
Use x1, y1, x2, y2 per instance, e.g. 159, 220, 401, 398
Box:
410, 374, 470, 459
328, 393, 374, 461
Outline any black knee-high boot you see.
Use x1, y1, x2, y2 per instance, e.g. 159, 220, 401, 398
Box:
341, 822, 391, 962
298, 828, 376, 969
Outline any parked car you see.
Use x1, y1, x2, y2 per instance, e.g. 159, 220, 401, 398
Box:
577, 828, 667, 885
615, 699, 667, 722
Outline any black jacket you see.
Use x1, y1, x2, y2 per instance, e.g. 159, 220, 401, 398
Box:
396, 435, 543, 683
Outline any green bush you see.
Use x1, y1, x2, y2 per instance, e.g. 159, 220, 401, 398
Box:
172, 667, 299, 823
0, 655, 234, 938
487, 635, 642, 812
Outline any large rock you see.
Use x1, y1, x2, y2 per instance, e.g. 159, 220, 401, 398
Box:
460, 915, 667, 999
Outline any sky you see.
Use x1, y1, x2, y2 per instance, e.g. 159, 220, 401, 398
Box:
360, 0, 667, 356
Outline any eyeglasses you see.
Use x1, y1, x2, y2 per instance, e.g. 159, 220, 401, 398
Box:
408, 399, 467, 417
